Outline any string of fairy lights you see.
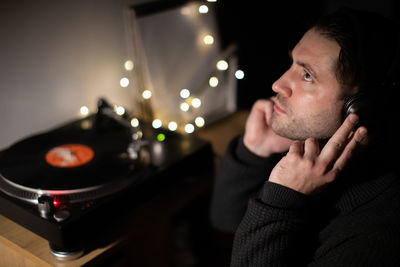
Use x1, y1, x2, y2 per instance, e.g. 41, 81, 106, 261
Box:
79, 0, 244, 135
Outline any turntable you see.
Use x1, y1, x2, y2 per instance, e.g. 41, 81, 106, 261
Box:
0, 99, 213, 260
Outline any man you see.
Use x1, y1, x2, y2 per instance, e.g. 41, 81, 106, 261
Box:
210, 7, 400, 266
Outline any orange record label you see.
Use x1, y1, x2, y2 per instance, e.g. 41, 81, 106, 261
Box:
45, 144, 94, 168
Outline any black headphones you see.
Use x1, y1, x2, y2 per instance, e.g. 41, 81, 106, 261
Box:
342, 32, 400, 131
342, 92, 375, 129
343, 93, 368, 119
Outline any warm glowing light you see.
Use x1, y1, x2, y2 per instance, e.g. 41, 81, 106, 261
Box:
235, 70, 245, 79
216, 60, 229, 70
207, 0, 217, 2
181, 7, 191, 15
195, 116, 205, 127
180, 102, 190, 112
203, 35, 214, 45
157, 133, 166, 142
124, 60, 134, 71
191, 98, 201, 108
81, 120, 91, 129
115, 106, 125, 115
120, 77, 130, 87
152, 119, 162, 129
198, 5, 209, 13
185, 123, 195, 134
168, 121, 178, 131
80, 106, 89, 116
131, 118, 139, 127
209, 76, 219, 87
180, 88, 191, 99
142, 90, 152, 99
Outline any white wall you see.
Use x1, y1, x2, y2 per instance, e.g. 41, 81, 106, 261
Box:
0, 0, 147, 149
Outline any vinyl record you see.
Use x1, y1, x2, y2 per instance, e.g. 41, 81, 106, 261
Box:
0, 117, 138, 191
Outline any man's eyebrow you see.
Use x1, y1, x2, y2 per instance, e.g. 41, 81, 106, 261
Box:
297, 61, 319, 80
288, 49, 319, 81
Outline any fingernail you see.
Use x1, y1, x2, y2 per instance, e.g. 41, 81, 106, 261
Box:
359, 127, 367, 137
349, 114, 359, 124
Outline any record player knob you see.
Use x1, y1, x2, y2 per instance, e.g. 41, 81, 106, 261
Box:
37, 195, 54, 219
53, 209, 71, 222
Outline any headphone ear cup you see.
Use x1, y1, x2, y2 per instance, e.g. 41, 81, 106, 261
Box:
343, 93, 379, 132
343, 94, 365, 118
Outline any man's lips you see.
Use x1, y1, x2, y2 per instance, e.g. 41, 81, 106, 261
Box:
273, 101, 286, 114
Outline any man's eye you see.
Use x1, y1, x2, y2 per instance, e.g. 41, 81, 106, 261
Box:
303, 72, 313, 82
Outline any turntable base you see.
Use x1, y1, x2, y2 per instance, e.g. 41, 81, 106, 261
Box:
0, 169, 213, 266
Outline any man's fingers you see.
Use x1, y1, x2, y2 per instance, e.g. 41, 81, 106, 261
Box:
333, 126, 368, 171
354, 127, 368, 145
303, 137, 320, 160
246, 99, 273, 132
319, 114, 359, 162
288, 140, 304, 155
253, 99, 273, 122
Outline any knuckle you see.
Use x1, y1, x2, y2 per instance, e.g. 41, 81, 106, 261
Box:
254, 99, 264, 105
324, 173, 337, 183
286, 153, 299, 163
316, 159, 329, 174
331, 140, 343, 151
303, 158, 314, 169
256, 99, 271, 108
327, 168, 341, 182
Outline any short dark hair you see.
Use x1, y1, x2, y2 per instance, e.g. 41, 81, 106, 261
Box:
312, 8, 400, 148
312, 8, 399, 95
312, 13, 358, 92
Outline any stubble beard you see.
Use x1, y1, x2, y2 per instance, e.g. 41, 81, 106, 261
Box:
270, 110, 340, 141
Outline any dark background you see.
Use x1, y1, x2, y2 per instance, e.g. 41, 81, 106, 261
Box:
214, 0, 399, 108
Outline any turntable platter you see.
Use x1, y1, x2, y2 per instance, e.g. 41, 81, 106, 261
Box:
0, 117, 141, 203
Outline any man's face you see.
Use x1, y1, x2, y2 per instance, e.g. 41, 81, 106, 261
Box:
270, 28, 346, 140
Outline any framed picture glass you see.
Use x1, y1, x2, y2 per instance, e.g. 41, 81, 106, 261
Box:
127, 0, 238, 132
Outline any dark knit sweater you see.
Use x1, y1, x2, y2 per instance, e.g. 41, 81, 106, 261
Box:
210, 135, 400, 266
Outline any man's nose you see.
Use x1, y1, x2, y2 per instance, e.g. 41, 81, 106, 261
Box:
272, 73, 292, 97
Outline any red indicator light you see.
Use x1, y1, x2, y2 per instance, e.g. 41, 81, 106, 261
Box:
53, 200, 60, 207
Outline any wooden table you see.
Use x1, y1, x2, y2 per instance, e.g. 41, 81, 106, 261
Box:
0, 110, 249, 267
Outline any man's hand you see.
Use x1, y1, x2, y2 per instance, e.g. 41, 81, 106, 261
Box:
244, 99, 292, 157
268, 114, 368, 195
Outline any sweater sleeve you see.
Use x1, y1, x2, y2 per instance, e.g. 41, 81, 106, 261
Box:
231, 181, 314, 267
209, 135, 283, 233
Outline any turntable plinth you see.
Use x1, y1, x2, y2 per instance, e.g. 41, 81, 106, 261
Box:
0, 167, 213, 266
